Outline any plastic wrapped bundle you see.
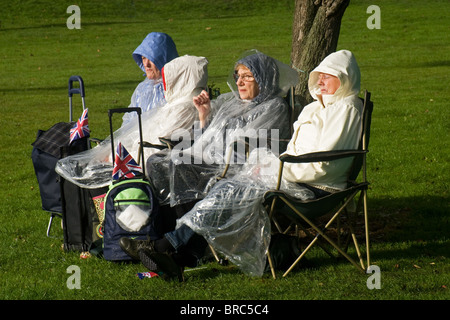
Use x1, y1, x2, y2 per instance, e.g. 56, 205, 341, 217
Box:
181, 178, 271, 277
177, 149, 314, 276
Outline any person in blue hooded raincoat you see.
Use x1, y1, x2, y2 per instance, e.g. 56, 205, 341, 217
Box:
121, 32, 178, 126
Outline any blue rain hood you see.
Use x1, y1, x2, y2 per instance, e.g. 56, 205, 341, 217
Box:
133, 32, 178, 72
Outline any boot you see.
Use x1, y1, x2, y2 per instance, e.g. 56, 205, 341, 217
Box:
119, 237, 155, 261
139, 249, 184, 282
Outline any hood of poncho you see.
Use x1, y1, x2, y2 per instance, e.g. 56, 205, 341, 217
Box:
308, 50, 361, 105
161, 55, 208, 103
227, 50, 299, 104
132, 32, 178, 72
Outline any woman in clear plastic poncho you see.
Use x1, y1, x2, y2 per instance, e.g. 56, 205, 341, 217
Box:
55, 55, 208, 189
147, 50, 299, 207
121, 32, 179, 126
173, 50, 364, 277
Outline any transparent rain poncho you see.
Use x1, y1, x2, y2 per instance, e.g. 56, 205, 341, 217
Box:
148, 50, 299, 206
177, 148, 314, 276
55, 55, 208, 189
121, 78, 166, 126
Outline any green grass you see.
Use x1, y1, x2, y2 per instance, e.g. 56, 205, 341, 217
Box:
0, 0, 449, 303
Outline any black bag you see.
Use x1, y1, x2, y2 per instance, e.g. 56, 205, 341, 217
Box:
32, 76, 93, 239
265, 234, 303, 272
61, 177, 107, 253
57, 76, 107, 254
31, 123, 73, 215
102, 108, 162, 261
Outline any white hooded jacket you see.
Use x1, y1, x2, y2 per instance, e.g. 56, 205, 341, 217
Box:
282, 50, 363, 190
55, 55, 208, 189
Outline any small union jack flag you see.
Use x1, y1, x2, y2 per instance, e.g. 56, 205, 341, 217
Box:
112, 142, 142, 180
70, 108, 90, 144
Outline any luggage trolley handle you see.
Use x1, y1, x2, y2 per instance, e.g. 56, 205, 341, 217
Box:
108, 108, 145, 177
68, 75, 86, 122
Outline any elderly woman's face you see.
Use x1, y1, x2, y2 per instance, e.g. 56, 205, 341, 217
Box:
142, 56, 161, 80
234, 66, 259, 100
317, 72, 340, 95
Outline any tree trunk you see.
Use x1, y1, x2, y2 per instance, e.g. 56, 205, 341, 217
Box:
291, 0, 349, 108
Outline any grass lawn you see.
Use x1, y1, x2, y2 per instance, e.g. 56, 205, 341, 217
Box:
0, 0, 448, 306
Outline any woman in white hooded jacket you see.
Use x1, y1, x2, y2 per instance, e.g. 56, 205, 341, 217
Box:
282, 49, 363, 192
55, 55, 208, 189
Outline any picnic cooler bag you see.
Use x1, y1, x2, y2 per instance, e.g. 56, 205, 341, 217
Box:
102, 108, 162, 261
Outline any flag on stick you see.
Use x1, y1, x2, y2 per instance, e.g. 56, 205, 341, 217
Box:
69, 108, 90, 144
112, 142, 142, 180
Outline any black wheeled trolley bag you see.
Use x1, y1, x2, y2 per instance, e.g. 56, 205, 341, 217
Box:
102, 108, 162, 261
59, 76, 108, 254
31, 76, 92, 238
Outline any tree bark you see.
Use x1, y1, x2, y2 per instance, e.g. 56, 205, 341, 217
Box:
291, 0, 349, 108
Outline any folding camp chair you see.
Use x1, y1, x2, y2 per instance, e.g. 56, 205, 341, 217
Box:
263, 90, 373, 278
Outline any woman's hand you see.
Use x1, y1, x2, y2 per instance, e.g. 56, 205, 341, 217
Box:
193, 90, 211, 128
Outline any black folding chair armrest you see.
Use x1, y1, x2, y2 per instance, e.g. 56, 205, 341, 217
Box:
279, 150, 367, 163
89, 137, 102, 148
141, 137, 190, 150
141, 141, 168, 150
158, 137, 178, 149
219, 136, 261, 180
158, 136, 195, 149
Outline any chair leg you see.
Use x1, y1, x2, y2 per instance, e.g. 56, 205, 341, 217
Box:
346, 198, 366, 270
46, 212, 62, 238
283, 234, 319, 277
266, 248, 276, 279
46, 215, 54, 237
209, 244, 220, 262
280, 196, 365, 274
352, 188, 371, 270
349, 223, 365, 270
363, 189, 370, 269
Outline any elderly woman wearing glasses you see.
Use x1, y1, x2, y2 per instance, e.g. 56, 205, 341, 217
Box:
194, 62, 262, 128
147, 50, 299, 207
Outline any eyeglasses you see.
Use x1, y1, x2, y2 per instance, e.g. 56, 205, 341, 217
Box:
233, 72, 255, 82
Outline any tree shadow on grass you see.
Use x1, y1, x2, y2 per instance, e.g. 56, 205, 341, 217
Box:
267, 194, 449, 273
0, 21, 147, 32
345, 194, 449, 266
0, 80, 138, 94
368, 195, 449, 244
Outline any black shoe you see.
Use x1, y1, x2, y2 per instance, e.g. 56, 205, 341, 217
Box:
139, 249, 184, 282
119, 237, 155, 261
